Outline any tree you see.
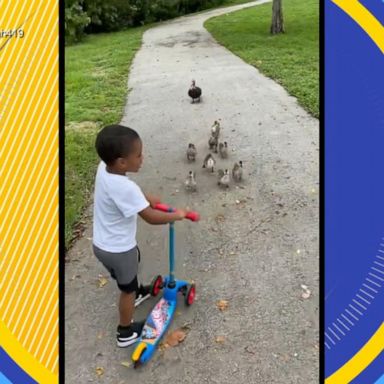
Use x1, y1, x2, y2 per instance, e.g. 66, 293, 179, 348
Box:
270, 0, 284, 35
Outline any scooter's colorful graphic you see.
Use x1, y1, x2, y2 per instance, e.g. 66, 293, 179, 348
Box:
132, 203, 199, 367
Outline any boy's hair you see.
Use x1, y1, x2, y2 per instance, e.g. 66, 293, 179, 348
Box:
95, 125, 140, 165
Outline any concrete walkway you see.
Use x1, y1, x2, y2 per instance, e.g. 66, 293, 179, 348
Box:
65, 2, 319, 383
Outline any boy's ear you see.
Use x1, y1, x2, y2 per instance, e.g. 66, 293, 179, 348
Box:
115, 157, 125, 167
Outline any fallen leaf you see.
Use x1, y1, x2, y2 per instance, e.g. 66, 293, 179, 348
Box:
217, 300, 229, 311
98, 276, 108, 288
181, 322, 192, 330
301, 284, 311, 299
215, 336, 225, 344
245, 345, 256, 354
164, 329, 187, 347
120, 361, 131, 368
158, 341, 168, 351
215, 214, 225, 223
95, 367, 104, 376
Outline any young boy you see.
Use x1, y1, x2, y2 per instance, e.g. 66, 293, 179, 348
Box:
92, 124, 187, 347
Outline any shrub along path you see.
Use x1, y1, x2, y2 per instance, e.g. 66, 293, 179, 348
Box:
65, 1, 319, 383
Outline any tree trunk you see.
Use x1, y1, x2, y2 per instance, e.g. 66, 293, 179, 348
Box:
270, 0, 284, 34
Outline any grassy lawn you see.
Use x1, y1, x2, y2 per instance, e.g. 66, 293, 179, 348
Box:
65, 27, 147, 249
205, 0, 319, 117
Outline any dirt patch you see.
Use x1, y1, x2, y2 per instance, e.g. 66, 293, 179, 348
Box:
65, 121, 101, 133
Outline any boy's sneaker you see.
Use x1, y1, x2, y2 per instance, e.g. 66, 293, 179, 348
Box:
135, 285, 151, 307
116, 321, 145, 348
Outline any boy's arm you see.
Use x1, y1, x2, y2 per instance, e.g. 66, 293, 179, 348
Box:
139, 206, 187, 225
143, 193, 161, 208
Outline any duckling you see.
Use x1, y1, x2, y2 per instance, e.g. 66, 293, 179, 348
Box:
184, 171, 197, 192
186, 143, 197, 161
188, 80, 202, 103
232, 161, 243, 182
218, 141, 228, 158
202, 154, 216, 172
218, 169, 230, 188
208, 135, 218, 153
211, 120, 221, 139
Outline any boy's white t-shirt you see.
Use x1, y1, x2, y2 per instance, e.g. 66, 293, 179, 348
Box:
93, 161, 149, 252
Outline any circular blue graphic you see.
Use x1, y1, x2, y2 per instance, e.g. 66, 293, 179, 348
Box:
325, 0, 384, 380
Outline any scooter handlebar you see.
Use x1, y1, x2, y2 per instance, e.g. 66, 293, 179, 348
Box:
154, 203, 200, 222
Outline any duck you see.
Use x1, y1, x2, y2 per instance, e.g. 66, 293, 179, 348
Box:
218, 141, 228, 158
232, 161, 243, 182
211, 120, 220, 139
188, 80, 202, 103
208, 135, 218, 153
186, 143, 197, 161
202, 154, 216, 172
184, 171, 197, 192
218, 169, 230, 188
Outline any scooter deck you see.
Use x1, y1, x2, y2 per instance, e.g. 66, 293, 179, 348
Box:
132, 297, 177, 365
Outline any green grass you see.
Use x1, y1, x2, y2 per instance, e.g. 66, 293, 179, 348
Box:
65, 27, 147, 249
205, 0, 319, 117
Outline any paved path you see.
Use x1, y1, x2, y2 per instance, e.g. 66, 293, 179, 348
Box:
65, 2, 319, 383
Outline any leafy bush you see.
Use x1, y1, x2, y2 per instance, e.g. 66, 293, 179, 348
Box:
65, 0, 228, 42
149, 0, 180, 22
65, 0, 91, 44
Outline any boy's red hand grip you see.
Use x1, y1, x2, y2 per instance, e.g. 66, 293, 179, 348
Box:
154, 203, 200, 222
154, 203, 172, 212
185, 211, 200, 222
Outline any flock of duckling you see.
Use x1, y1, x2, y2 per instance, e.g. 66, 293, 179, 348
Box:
184, 80, 243, 192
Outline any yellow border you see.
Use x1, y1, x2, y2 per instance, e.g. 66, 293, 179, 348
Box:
0, 321, 57, 384
331, 0, 384, 54
325, 322, 384, 383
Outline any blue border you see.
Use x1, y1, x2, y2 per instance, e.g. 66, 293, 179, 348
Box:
0, 373, 12, 384
325, 0, 384, 379
0, 348, 37, 384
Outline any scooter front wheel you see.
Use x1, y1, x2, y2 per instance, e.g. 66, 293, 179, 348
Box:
132, 342, 147, 368
185, 284, 196, 306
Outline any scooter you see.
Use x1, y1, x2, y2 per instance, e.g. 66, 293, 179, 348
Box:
132, 203, 200, 367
